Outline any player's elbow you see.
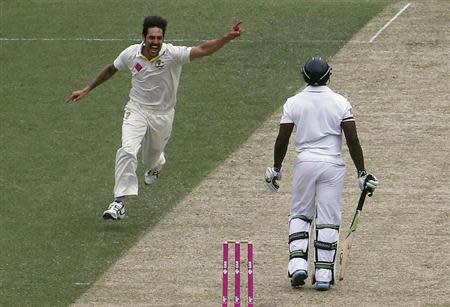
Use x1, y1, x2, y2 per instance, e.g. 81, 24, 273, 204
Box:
275, 135, 289, 150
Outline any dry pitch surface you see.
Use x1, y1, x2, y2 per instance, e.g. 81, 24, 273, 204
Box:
74, 1, 450, 306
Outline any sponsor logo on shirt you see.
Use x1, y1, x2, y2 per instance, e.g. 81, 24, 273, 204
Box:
124, 111, 131, 120
155, 60, 165, 69
134, 63, 143, 72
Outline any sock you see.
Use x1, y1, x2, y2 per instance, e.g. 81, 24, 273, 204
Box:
114, 196, 125, 203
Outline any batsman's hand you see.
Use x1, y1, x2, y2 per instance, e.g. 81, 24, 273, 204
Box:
265, 167, 282, 192
358, 170, 379, 195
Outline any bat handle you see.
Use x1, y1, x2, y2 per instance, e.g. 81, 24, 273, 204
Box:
365, 174, 375, 197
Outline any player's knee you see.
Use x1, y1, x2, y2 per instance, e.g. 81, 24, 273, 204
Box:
289, 215, 313, 255
317, 226, 339, 242
116, 146, 138, 161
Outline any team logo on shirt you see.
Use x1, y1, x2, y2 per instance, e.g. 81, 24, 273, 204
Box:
134, 63, 143, 72
155, 60, 165, 69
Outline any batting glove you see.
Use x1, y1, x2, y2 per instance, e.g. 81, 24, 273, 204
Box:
265, 167, 282, 192
358, 170, 379, 195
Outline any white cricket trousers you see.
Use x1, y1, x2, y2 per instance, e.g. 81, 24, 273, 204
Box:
114, 101, 174, 198
288, 159, 346, 282
291, 160, 346, 223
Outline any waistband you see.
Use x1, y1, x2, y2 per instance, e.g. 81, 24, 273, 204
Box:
296, 151, 345, 166
126, 100, 175, 115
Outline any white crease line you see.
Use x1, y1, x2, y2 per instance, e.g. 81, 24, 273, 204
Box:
369, 2, 411, 43
0, 37, 368, 44
0, 37, 133, 41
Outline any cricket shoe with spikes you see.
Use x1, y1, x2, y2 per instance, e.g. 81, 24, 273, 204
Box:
291, 270, 308, 287
144, 168, 161, 185
102, 201, 125, 220
315, 281, 331, 291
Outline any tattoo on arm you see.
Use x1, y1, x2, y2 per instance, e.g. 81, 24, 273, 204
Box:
191, 36, 233, 60
89, 64, 118, 90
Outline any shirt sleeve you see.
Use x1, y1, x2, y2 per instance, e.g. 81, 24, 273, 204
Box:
280, 101, 294, 124
171, 45, 192, 65
113, 48, 130, 71
342, 100, 355, 122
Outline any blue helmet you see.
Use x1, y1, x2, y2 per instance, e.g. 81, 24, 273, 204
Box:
301, 57, 332, 86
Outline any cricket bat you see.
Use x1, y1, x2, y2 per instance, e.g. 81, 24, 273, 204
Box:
339, 177, 374, 281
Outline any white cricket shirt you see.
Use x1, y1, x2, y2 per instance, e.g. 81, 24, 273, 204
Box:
280, 85, 354, 163
113, 42, 192, 111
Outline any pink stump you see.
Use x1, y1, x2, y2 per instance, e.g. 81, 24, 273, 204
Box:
222, 242, 229, 307
234, 242, 241, 307
247, 242, 254, 307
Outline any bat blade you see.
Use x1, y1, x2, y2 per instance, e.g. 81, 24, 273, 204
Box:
339, 184, 373, 281
339, 209, 362, 281
339, 231, 355, 280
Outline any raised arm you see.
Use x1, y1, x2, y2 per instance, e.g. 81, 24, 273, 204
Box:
189, 22, 242, 61
67, 63, 118, 102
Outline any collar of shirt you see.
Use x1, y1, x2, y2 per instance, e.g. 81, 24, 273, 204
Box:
303, 85, 331, 93
137, 42, 167, 63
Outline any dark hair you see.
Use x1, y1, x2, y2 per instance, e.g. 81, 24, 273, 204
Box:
142, 15, 168, 36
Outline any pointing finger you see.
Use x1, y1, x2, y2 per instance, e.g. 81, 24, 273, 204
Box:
233, 21, 242, 30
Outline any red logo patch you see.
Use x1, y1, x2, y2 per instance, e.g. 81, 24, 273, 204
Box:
134, 63, 142, 72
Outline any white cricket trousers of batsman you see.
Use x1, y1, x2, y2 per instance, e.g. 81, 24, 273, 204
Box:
288, 159, 346, 283
114, 101, 174, 198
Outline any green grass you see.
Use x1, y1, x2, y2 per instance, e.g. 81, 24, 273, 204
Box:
0, 0, 392, 305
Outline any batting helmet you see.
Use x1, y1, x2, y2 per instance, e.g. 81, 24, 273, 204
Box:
301, 57, 332, 86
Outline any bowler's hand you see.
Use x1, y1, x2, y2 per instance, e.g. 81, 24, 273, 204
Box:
66, 86, 90, 103
265, 167, 282, 192
228, 21, 243, 39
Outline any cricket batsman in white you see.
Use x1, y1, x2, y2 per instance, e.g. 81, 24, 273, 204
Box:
265, 57, 378, 291
68, 16, 242, 220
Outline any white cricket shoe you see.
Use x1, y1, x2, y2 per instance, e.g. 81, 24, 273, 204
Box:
144, 168, 161, 185
102, 201, 125, 220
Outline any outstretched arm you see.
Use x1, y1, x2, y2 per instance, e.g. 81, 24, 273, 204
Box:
66, 63, 118, 102
190, 22, 242, 60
